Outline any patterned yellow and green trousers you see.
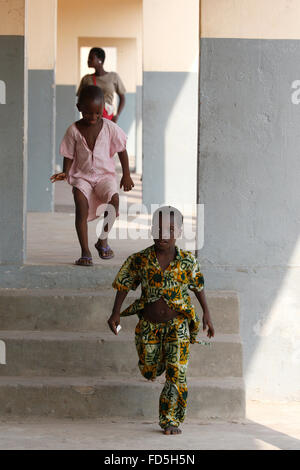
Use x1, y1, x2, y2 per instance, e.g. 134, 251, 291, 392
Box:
135, 314, 190, 429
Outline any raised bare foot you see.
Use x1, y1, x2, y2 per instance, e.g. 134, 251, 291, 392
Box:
163, 426, 182, 435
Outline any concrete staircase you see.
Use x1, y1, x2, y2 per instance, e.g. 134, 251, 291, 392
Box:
0, 288, 245, 420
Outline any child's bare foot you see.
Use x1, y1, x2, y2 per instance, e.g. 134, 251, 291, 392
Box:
163, 426, 182, 435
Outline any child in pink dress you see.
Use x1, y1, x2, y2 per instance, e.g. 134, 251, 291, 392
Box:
51, 85, 134, 266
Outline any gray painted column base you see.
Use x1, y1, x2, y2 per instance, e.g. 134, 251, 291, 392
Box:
0, 36, 26, 264
198, 38, 300, 400
27, 69, 55, 212
117, 92, 136, 160
55, 85, 78, 169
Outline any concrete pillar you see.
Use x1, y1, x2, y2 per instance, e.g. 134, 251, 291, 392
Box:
0, 0, 27, 264
199, 0, 300, 401
27, 0, 57, 212
134, 11, 143, 175
135, 83, 142, 175
142, 0, 199, 207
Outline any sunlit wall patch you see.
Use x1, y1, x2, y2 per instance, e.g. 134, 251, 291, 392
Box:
0, 80, 6, 104
0, 340, 6, 365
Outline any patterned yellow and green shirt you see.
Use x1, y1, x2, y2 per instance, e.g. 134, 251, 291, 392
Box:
112, 244, 206, 343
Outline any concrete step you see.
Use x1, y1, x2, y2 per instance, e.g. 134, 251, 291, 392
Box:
0, 331, 243, 378
0, 289, 240, 334
0, 265, 118, 289
0, 376, 245, 420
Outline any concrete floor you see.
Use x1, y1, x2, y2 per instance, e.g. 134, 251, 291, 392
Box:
26, 170, 197, 267
0, 402, 299, 450
26, 171, 149, 267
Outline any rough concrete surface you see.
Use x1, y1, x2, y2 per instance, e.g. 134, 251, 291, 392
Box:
0, 402, 299, 450
198, 38, 300, 402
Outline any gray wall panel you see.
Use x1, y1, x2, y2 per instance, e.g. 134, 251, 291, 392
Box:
27, 69, 55, 212
135, 85, 142, 174
55, 85, 78, 169
118, 92, 136, 159
198, 38, 300, 399
0, 36, 25, 264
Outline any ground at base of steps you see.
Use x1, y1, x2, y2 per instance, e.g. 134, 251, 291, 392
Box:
0, 402, 299, 450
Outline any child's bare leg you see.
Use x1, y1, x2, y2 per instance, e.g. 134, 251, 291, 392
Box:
73, 187, 92, 264
95, 193, 119, 258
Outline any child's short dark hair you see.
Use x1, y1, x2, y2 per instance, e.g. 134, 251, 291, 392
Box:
90, 47, 106, 63
78, 85, 104, 105
152, 206, 184, 229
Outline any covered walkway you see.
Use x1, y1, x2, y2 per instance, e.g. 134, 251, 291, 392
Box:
1, 0, 300, 436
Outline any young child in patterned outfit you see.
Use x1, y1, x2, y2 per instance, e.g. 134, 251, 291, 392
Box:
51, 85, 134, 265
108, 206, 214, 435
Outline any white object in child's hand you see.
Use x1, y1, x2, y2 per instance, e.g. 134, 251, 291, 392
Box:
116, 325, 122, 334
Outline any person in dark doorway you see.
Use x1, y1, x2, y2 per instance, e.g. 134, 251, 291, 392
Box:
108, 206, 214, 435
77, 47, 126, 122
